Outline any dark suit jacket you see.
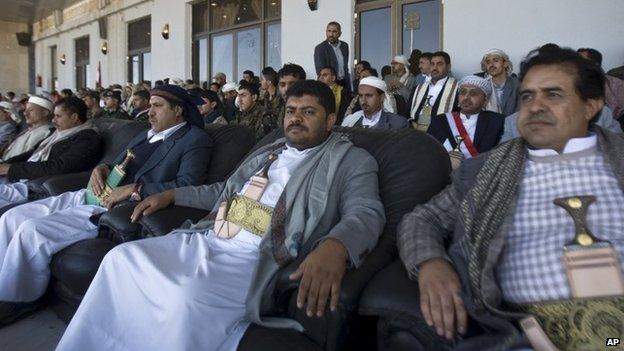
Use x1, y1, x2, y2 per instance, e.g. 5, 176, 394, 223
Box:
110, 123, 213, 197
336, 87, 351, 125
314, 40, 351, 91
6, 129, 103, 181
354, 111, 410, 130
427, 110, 505, 154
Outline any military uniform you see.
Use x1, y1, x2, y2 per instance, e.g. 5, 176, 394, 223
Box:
234, 103, 276, 141
100, 108, 131, 120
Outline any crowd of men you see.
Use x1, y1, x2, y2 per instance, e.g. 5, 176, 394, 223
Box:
0, 20, 622, 351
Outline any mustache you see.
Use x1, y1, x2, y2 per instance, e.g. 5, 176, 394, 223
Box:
286, 123, 307, 131
525, 112, 554, 124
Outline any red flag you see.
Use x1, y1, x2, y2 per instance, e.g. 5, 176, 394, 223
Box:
96, 61, 102, 88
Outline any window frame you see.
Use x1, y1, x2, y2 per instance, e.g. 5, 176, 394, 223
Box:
127, 16, 152, 84
191, 0, 281, 83
354, 0, 442, 63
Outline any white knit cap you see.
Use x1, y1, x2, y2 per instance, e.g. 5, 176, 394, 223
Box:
482, 48, 513, 72
458, 75, 492, 97
27, 96, 54, 111
458, 75, 493, 97
391, 55, 410, 67
222, 82, 239, 93
359, 77, 387, 94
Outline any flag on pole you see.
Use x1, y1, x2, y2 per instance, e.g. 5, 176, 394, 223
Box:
96, 61, 102, 88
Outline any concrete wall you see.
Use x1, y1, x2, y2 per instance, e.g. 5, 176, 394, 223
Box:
33, 0, 192, 93
442, 0, 624, 77
0, 21, 29, 94
281, 0, 355, 80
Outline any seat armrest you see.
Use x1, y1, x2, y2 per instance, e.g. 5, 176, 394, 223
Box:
97, 202, 140, 244
358, 260, 421, 321
41, 171, 91, 196
139, 205, 210, 237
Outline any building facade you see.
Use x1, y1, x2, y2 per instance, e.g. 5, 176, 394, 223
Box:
29, 0, 624, 93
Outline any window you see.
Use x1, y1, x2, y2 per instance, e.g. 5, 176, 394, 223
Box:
192, 0, 281, 84
75, 36, 90, 89
355, 0, 441, 72
50, 45, 58, 90
127, 16, 151, 84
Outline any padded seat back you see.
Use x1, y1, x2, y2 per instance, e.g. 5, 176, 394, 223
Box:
340, 127, 451, 245
92, 118, 150, 164
204, 124, 256, 184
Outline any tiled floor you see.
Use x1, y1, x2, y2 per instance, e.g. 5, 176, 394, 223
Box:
0, 308, 66, 351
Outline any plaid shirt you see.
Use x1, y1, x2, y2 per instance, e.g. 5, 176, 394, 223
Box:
497, 146, 624, 303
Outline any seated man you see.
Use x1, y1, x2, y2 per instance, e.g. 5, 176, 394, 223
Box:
57, 80, 385, 351
341, 77, 408, 130
0, 97, 103, 208
0, 85, 213, 325
0, 102, 17, 150
130, 89, 150, 121
0, 96, 53, 161
427, 75, 504, 161
100, 89, 130, 120
398, 47, 623, 350
234, 81, 276, 141
318, 66, 351, 124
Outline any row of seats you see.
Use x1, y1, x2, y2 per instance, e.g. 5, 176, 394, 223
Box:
26, 118, 453, 351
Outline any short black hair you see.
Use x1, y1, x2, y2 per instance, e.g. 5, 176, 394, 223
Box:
361, 67, 378, 77
285, 80, 336, 115
327, 21, 341, 31
133, 90, 150, 101
278, 63, 306, 81
243, 70, 254, 78
420, 52, 433, 61
154, 80, 164, 87
520, 46, 605, 102
577, 48, 603, 66
381, 65, 392, 79
320, 66, 337, 77
261, 67, 278, 86
238, 81, 260, 96
84, 89, 99, 100
61, 88, 73, 96
357, 60, 371, 69
55, 96, 88, 122
432, 51, 451, 65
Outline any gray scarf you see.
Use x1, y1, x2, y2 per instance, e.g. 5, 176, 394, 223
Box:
173, 132, 354, 331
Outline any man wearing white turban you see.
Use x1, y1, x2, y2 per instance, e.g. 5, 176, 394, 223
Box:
386, 55, 417, 102
341, 77, 409, 130
0, 96, 53, 161
481, 48, 520, 116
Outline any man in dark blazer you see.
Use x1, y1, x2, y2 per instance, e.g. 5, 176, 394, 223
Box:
427, 75, 504, 157
314, 22, 351, 92
0, 85, 213, 323
342, 77, 409, 130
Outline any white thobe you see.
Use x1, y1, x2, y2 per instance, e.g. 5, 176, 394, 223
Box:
0, 189, 106, 302
57, 145, 313, 351
0, 178, 28, 209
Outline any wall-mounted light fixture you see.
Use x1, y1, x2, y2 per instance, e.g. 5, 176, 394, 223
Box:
59, 54, 66, 65
308, 0, 318, 11
101, 41, 108, 55
161, 24, 170, 40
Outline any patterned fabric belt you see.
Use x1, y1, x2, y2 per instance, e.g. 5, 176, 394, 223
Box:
507, 296, 624, 350
226, 195, 273, 236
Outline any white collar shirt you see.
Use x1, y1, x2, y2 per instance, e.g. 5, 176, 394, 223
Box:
147, 122, 187, 144
427, 76, 449, 105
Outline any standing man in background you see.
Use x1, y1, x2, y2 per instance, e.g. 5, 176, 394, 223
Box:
314, 22, 351, 92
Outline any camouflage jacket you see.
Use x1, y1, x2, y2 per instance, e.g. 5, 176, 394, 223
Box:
234, 103, 277, 141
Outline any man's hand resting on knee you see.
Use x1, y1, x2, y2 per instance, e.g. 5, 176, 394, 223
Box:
289, 238, 349, 318
130, 189, 175, 223
418, 258, 467, 340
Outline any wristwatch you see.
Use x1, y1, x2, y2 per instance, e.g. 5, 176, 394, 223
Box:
130, 183, 143, 201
